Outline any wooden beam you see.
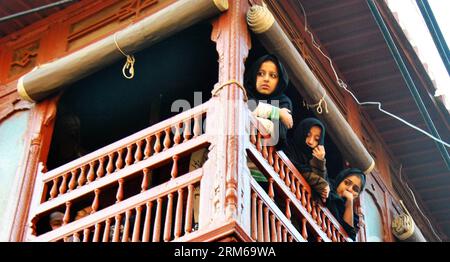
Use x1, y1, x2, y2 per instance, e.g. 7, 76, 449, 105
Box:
17, 0, 229, 102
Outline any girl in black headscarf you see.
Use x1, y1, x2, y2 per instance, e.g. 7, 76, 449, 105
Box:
326, 168, 366, 241
245, 54, 293, 149
284, 118, 330, 201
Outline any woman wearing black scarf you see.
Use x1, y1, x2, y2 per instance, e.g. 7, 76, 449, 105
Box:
327, 168, 366, 241
284, 118, 330, 201
245, 54, 293, 149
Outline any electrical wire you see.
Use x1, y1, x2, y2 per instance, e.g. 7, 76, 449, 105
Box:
398, 164, 443, 241
295, 0, 450, 148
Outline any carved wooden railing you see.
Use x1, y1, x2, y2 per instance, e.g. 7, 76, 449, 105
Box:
248, 113, 352, 242
31, 169, 202, 242
250, 176, 305, 242
28, 101, 210, 240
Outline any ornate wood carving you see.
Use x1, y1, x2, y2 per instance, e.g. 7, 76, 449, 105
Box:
9, 41, 39, 78
207, 0, 251, 232
67, 0, 160, 51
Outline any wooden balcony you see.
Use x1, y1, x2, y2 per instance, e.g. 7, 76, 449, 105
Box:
248, 113, 352, 242
27, 101, 210, 241
27, 99, 352, 242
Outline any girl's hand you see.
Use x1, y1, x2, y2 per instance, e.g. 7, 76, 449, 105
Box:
321, 185, 330, 203
342, 190, 354, 203
279, 108, 293, 129
312, 145, 326, 161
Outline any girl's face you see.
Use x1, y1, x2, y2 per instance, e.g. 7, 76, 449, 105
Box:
256, 61, 279, 95
305, 125, 321, 149
336, 175, 363, 199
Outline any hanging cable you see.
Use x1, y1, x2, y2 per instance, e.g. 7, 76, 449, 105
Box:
295, 0, 450, 150
114, 32, 135, 79
398, 164, 443, 241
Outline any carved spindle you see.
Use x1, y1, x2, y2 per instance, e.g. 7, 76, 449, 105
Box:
288, 235, 293, 242
185, 185, 194, 233
91, 189, 100, 213
276, 221, 282, 243
290, 174, 296, 193
174, 123, 181, 145
321, 212, 327, 232
141, 168, 150, 192
50, 177, 59, 199
143, 202, 153, 242
116, 148, 125, 169
337, 233, 342, 242
106, 153, 115, 174
332, 227, 337, 242
77, 166, 87, 187
251, 192, 257, 240
133, 205, 143, 242
164, 193, 174, 242
59, 173, 69, 195
279, 161, 285, 180
171, 155, 179, 179
93, 223, 102, 242
122, 210, 131, 242
284, 166, 291, 188
116, 179, 124, 203
87, 162, 96, 182
264, 207, 270, 242
301, 217, 308, 240
311, 201, 317, 222
103, 218, 112, 242
256, 133, 262, 152
83, 228, 90, 242
262, 140, 268, 160
73, 232, 80, 242
125, 145, 133, 166
306, 193, 312, 214
97, 157, 105, 178
183, 119, 192, 142
153, 198, 163, 242
285, 199, 291, 221
68, 169, 78, 191
317, 236, 323, 242
268, 178, 274, 200
174, 188, 184, 239
270, 214, 277, 242
63, 202, 72, 225
163, 128, 171, 151
144, 136, 153, 159
295, 181, 302, 200
282, 228, 287, 242
250, 125, 257, 145
268, 146, 274, 166
193, 115, 201, 137
112, 214, 122, 242
326, 219, 332, 239
274, 154, 280, 173
257, 199, 263, 242
135, 140, 143, 163
301, 187, 307, 207
316, 208, 323, 226
154, 132, 162, 154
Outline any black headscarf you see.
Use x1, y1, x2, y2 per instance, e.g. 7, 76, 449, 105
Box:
245, 54, 292, 149
244, 54, 292, 110
284, 118, 326, 173
331, 168, 366, 193
326, 168, 366, 240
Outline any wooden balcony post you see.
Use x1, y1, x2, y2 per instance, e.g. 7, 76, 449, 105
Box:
199, 0, 251, 235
